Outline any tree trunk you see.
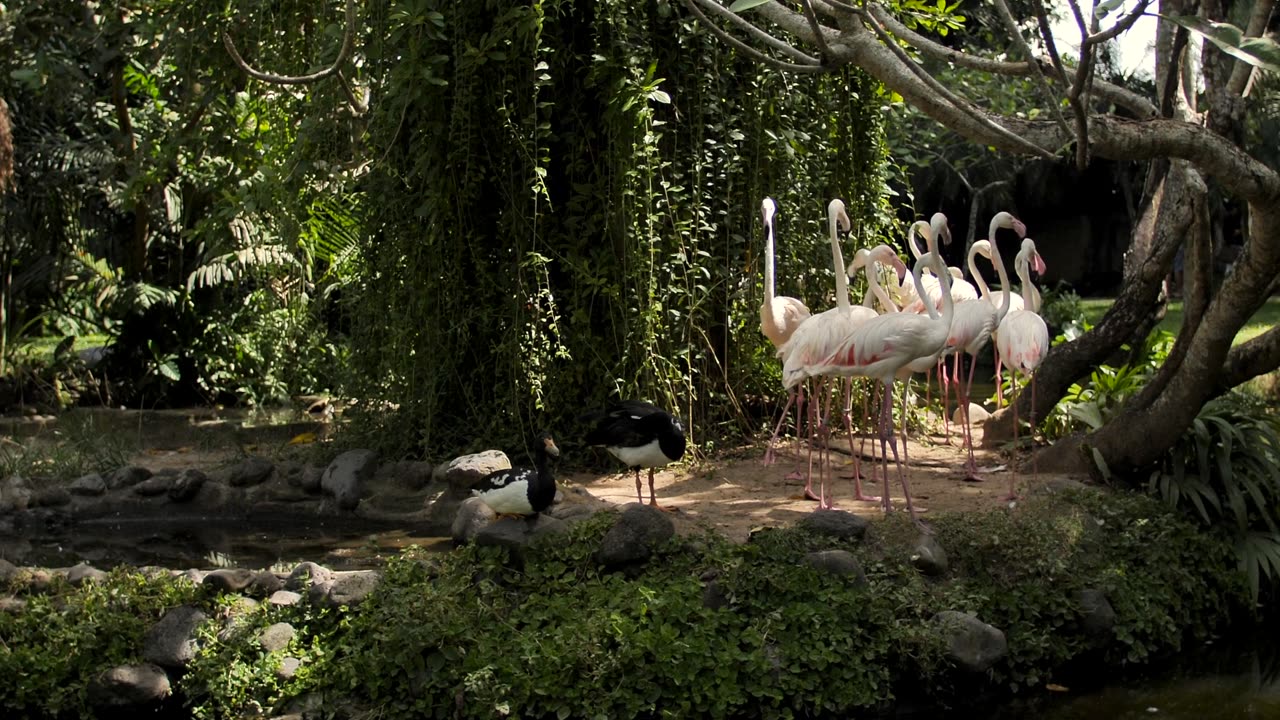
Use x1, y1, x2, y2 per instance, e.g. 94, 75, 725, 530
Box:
982, 159, 1193, 446
1087, 198, 1280, 472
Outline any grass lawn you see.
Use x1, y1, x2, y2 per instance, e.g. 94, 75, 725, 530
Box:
1080, 297, 1280, 346
7, 334, 110, 365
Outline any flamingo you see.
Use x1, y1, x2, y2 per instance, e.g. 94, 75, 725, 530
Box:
758, 198, 812, 469
783, 243, 956, 529
980, 240, 1042, 407
944, 212, 1027, 480
774, 199, 871, 506
995, 238, 1049, 501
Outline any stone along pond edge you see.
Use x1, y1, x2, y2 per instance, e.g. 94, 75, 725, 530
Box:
0, 486, 1266, 719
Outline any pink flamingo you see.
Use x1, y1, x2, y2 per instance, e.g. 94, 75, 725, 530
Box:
995, 238, 1049, 501
775, 199, 882, 506
784, 245, 956, 528
985, 243, 1042, 409
758, 198, 812, 469
943, 212, 1027, 480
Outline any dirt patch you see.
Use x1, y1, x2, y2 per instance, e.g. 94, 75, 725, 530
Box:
561, 427, 1090, 542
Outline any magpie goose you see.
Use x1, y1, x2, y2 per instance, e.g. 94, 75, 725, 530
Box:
581, 399, 686, 511
471, 432, 560, 517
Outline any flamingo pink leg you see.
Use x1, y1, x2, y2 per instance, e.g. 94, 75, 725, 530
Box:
784, 384, 807, 482
1005, 374, 1021, 502
938, 357, 951, 441
961, 353, 983, 481
848, 379, 880, 502
762, 388, 797, 465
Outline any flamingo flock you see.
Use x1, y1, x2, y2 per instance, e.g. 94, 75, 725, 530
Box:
760, 198, 1048, 526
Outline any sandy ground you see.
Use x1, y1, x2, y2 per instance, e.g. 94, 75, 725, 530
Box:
561, 423, 1087, 541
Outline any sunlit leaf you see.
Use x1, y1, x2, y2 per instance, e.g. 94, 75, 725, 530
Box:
1160, 15, 1280, 74
728, 0, 773, 11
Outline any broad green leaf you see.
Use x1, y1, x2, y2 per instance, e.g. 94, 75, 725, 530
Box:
1160, 15, 1280, 74
1094, 0, 1126, 20
729, 0, 773, 11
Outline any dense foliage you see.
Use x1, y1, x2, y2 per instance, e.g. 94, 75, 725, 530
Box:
0, 489, 1256, 718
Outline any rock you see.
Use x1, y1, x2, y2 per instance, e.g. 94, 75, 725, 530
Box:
168, 469, 208, 502
298, 466, 323, 493
1077, 588, 1117, 637
143, 605, 207, 669
32, 487, 72, 507
247, 570, 284, 598
474, 515, 567, 558
0, 557, 15, 582
910, 534, 949, 577
376, 460, 434, 491
228, 457, 275, 487
804, 550, 867, 584
287, 562, 333, 591
702, 579, 729, 610
596, 504, 675, 569
0, 596, 26, 613
276, 656, 303, 681
190, 481, 242, 512
932, 610, 1008, 673
451, 497, 497, 545
424, 489, 468, 535
203, 568, 255, 594
25, 569, 55, 594
178, 569, 208, 585
0, 475, 32, 512
87, 664, 171, 708
268, 590, 303, 607
109, 465, 153, 490
796, 509, 869, 542
440, 450, 511, 493
259, 622, 296, 653
321, 449, 378, 511
310, 570, 380, 609
952, 403, 991, 426
69, 473, 107, 496
67, 562, 108, 586
132, 476, 172, 497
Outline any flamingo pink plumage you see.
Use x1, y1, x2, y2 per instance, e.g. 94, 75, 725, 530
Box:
783, 241, 955, 528
995, 238, 1049, 501
759, 198, 812, 468
943, 212, 1026, 480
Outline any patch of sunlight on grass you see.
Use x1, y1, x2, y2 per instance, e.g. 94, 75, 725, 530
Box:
10, 334, 109, 365
1080, 298, 1280, 347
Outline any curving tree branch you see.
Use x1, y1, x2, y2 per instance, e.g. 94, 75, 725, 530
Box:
222, 0, 366, 114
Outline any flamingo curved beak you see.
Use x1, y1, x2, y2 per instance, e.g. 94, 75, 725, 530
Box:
1013, 218, 1027, 238
1031, 252, 1046, 278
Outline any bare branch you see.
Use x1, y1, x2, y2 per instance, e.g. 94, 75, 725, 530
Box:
686, 0, 822, 65
799, 0, 833, 61
681, 0, 825, 72
1219, 322, 1280, 392
1087, 0, 1153, 45
1032, 0, 1071, 86
992, 0, 1074, 139
1227, 0, 1277, 96
337, 71, 369, 116
859, 7, 1057, 158
223, 0, 355, 86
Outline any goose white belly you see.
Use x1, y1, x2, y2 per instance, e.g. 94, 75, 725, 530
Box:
608, 439, 671, 469
472, 475, 533, 514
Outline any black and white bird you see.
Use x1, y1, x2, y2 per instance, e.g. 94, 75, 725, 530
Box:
581, 399, 686, 511
471, 432, 561, 517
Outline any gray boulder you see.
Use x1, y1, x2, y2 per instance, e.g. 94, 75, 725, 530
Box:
143, 605, 208, 669
451, 497, 497, 545
276, 656, 303, 681
259, 622, 296, 653
0, 557, 15, 582
228, 457, 275, 488
168, 469, 208, 502
132, 476, 172, 497
0, 475, 31, 512
910, 534, 949, 576
69, 473, 107, 496
87, 664, 171, 708
189, 480, 242, 512
247, 570, 284, 598
203, 568, 255, 594
1077, 588, 1117, 638
109, 465, 153, 490
309, 570, 380, 609
298, 466, 323, 493
804, 550, 867, 584
440, 450, 511, 493
32, 487, 71, 507
596, 504, 675, 569
321, 449, 379, 511
797, 509, 869, 542
376, 460, 434, 491
268, 590, 303, 607
287, 562, 333, 591
932, 611, 1008, 673
474, 515, 567, 558
67, 563, 108, 586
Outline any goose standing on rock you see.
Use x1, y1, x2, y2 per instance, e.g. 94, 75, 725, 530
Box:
581, 400, 686, 511
472, 432, 561, 518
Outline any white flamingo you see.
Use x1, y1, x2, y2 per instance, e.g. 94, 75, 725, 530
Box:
995, 238, 1049, 501
784, 238, 955, 528
758, 198, 812, 469
944, 212, 1027, 479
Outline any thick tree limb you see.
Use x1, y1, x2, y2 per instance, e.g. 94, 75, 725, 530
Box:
682, 0, 825, 72
992, 0, 1073, 137
1227, 0, 1277, 96
686, 0, 822, 65
1220, 325, 1280, 392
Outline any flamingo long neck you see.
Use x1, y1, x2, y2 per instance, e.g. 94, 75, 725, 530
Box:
910, 253, 941, 321
1015, 250, 1036, 310
764, 213, 777, 303
934, 251, 955, 329
968, 242, 992, 301
829, 206, 850, 310
906, 220, 929, 261
987, 216, 1014, 322
867, 260, 899, 313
